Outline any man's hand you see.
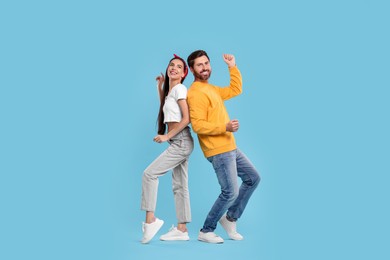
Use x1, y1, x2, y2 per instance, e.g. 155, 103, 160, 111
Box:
223, 54, 236, 68
226, 119, 239, 132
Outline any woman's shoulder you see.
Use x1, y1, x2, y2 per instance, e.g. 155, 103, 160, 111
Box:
173, 83, 187, 90
172, 83, 187, 94
171, 83, 187, 100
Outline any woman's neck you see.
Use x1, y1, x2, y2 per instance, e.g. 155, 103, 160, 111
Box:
169, 79, 181, 90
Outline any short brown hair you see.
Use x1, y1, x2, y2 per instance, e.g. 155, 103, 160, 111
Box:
187, 50, 210, 68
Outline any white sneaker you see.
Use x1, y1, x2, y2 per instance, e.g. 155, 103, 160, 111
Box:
160, 225, 190, 241
219, 214, 244, 240
141, 218, 164, 244
198, 231, 224, 243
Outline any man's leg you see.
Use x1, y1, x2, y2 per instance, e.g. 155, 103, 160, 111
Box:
201, 150, 239, 232
227, 148, 260, 220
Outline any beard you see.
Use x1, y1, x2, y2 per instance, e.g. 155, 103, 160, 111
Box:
194, 69, 212, 81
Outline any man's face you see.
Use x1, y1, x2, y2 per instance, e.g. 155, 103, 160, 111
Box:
191, 55, 212, 82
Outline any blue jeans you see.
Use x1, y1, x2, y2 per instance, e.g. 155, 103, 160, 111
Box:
201, 148, 260, 233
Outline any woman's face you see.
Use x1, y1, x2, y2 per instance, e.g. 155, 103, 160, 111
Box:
167, 59, 185, 81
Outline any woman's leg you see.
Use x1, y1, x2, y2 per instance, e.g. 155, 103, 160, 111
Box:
141, 147, 187, 214
141, 137, 191, 219
172, 158, 191, 231
140, 144, 188, 243
145, 211, 155, 224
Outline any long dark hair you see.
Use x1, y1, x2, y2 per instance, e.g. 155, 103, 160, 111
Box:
157, 55, 188, 135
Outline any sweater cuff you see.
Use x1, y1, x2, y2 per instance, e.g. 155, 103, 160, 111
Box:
218, 123, 226, 134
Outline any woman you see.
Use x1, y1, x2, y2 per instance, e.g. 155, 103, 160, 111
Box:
140, 54, 194, 244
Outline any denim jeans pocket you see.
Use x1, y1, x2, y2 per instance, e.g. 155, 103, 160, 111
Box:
208, 154, 224, 170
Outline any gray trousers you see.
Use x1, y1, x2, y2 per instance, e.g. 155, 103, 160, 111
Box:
141, 127, 194, 223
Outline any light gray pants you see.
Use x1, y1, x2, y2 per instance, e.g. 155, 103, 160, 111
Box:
141, 127, 194, 223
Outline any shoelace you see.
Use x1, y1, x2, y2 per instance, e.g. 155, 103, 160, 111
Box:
168, 225, 176, 232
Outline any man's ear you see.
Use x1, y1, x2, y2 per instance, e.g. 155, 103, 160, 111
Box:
190, 67, 194, 73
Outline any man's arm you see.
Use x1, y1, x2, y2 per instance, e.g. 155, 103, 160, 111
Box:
216, 54, 243, 100
187, 91, 226, 135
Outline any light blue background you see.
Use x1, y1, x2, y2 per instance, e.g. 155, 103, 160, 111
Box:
1, 0, 389, 259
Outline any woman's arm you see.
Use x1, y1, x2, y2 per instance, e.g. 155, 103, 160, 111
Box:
155, 73, 164, 101
166, 99, 190, 139
153, 99, 190, 143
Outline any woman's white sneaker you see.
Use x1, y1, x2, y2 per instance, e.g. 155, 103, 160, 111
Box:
198, 231, 224, 243
160, 225, 190, 241
141, 218, 164, 244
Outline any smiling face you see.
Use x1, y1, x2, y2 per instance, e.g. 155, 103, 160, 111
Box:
167, 59, 185, 81
190, 55, 212, 82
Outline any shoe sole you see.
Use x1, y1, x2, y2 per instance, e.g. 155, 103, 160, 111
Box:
160, 237, 190, 241
197, 237, 224, 244
228, 235, 244, 240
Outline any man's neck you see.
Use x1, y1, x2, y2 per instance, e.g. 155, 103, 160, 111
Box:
194, 79, 208, 84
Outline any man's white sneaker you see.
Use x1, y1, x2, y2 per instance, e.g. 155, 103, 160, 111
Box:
219, 214, 244, 240
160, 225, 190, 241
198, 231, 224, 243
141, 218, 164, 244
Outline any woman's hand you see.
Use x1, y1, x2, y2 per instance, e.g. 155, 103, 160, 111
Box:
153, 134, 169, 143
156, 73, 164, 90
156, 73, 164, 100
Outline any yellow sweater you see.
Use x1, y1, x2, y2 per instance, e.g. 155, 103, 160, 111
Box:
187, 66, 242, 157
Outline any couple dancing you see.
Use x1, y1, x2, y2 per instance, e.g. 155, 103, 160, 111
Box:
140, 50, 261, 244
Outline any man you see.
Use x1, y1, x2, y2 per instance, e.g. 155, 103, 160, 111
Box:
187, 50, 261, 244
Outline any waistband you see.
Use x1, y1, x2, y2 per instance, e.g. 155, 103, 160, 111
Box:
169, 126, 192, 141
